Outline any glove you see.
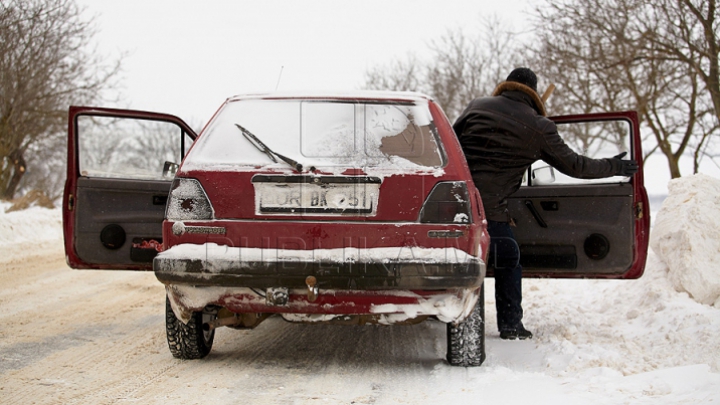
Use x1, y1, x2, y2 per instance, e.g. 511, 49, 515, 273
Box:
611, 152, 639, 176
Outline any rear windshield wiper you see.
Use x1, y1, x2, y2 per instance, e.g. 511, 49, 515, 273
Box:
234, 123, 303, 172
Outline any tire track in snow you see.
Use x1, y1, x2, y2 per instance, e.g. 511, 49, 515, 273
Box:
196, 317, 447, 403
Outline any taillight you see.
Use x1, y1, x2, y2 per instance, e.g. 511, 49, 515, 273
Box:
419, 181, 472, 224
166, 178, 214, 221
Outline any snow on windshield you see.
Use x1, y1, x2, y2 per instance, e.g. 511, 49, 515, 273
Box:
183, 99, 444, 171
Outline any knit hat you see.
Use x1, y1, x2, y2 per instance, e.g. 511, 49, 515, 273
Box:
506, 67, 538, 93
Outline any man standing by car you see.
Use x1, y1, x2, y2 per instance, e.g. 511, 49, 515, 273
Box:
453, 67, 639, 340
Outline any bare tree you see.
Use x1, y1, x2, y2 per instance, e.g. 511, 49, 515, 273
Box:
0, 0, 120, 199
17, 131, 66, 200
364, 16, 526, 122
643, 0, 720, 173
364, 54, 425, 94
532, 0, 719, 178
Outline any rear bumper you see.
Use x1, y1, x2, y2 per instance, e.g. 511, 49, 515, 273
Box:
165, 284, 482, 324
154, 243, 485, 290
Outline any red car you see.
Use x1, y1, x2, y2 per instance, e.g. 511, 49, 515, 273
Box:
63, 91, 649, 366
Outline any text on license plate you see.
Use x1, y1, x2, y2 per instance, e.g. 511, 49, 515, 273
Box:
254, 182, 380, 215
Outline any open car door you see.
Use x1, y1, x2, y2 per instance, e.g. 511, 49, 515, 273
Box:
63, 107, 197, 270
506, 111, 649, 279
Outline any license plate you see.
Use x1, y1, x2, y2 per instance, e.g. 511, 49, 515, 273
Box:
252, 176, 381, 215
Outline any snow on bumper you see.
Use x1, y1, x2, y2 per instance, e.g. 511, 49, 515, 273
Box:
165, 284, 481, 325
154, 243, 485, 290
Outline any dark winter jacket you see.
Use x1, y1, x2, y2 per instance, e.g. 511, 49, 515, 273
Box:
453, 81, 621, 222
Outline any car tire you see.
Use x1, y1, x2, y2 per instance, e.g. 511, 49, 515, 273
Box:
446, 283, 486, 367
165, 296, 216, 359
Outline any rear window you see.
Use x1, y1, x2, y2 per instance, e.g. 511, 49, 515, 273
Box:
183, 99, 445, 171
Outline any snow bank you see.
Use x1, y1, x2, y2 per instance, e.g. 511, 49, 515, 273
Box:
0, 201, 62, 260
521, 250, 720, 375
650, 173, 720, 307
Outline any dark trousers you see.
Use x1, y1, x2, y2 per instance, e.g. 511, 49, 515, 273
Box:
487, 220, 523, 331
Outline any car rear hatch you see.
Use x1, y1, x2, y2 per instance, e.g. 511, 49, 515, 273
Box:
155, 94, 487, 290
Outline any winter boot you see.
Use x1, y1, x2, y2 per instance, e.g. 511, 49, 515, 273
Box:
499, 323, 533, 340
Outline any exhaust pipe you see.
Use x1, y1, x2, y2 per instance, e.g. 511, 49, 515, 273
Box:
203, 315, 241, 331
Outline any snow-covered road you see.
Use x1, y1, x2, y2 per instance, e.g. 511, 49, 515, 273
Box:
0, 242, 717, 404
1, 174, 719, 404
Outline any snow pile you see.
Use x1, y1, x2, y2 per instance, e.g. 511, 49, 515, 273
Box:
650, 173, 720, 307
519, 250, 720, 375
0, 201, 62, 257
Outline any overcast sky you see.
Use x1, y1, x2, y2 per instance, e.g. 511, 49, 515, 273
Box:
78, 0, 534, 125
76, 1, 720, 194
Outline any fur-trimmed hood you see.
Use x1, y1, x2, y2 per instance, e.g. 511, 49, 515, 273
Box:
491, 81, 547, 117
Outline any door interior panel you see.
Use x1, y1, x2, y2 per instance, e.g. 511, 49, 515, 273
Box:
66, 107, 197, 270
507, 183, 634, 276
74, 177, 170, 267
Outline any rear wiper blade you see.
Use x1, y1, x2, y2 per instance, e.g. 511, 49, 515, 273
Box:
234, 123, 303, 172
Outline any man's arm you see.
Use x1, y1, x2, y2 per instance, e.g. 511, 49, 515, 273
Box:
538, 121, 634, 179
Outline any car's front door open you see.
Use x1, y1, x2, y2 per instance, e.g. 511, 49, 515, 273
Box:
505, 111, 650, 279
63, 107, 197, 270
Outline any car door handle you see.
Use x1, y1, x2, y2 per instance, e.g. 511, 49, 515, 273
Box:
524, 200, 548, 228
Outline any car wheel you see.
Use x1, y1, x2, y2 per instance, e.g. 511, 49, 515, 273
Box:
446, 283, 486, 366
165, 296, 216, 359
